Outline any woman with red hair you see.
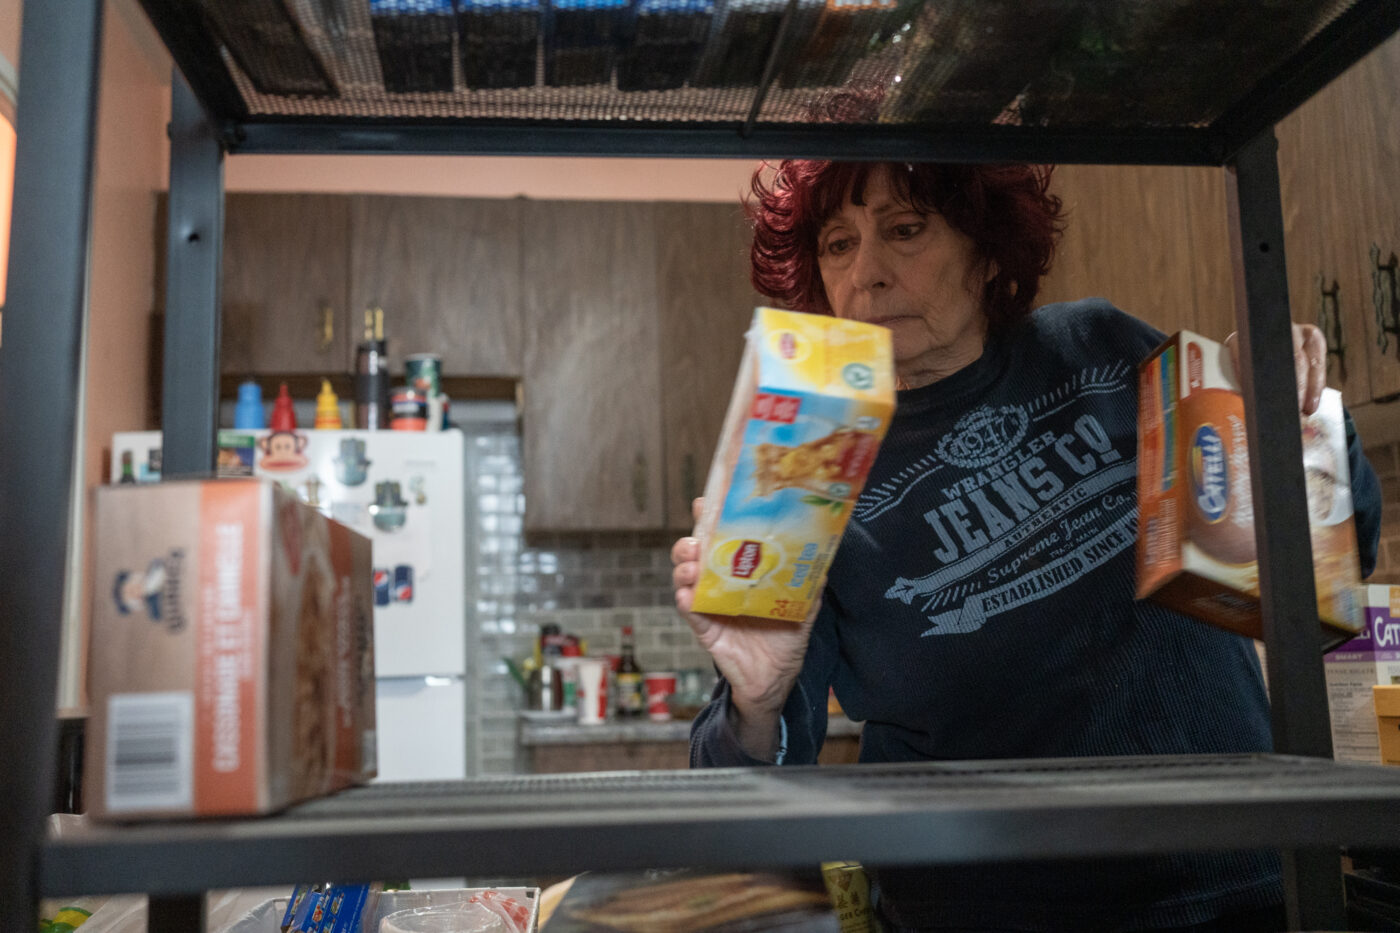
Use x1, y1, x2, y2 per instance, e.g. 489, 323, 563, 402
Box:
671, 158, 1383, 932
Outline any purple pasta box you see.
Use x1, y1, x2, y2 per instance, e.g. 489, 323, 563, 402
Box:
1324, 584, 1400, 764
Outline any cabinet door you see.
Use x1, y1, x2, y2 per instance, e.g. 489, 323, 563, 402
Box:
1179, 165, 1235, 343
656, 202, 765, 529
220, 194, 350, 375
1336, 32, 1400, 402
521, 201, 665, 531
1277, 64, 1376, 406
1039, 165, 1201, 338
349, 195, 524, 377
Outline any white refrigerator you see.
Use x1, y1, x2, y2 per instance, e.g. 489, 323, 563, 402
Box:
111, 429, 469, 782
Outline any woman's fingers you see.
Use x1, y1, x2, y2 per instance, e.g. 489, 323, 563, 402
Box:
1228, 326, 1327, 415
671, 535, 699, 568
1294, 323, 1327, 415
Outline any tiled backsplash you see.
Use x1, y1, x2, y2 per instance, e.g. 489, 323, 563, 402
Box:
463, 413, 711, 776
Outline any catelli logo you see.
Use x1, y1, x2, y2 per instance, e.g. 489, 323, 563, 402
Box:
112, 550, 187, 633
1377, 619, 1400, 649
936, 405, 1029, 468
1190, 424, 1229, 521
732, 541, 763, 579
779, 332, 797, 359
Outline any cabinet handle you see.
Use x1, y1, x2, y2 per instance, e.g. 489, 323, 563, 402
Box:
1374, 243, 1400, 357
632, 452, 648, 514
320, 305, 334, 353
1315, 274, 1346, 379
682, 453, 699, 510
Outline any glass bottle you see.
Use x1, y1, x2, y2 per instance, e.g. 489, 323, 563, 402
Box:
615, 625, 645, 719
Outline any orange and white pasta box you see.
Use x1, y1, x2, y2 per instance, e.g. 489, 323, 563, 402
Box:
1135, 329, 1363, 641
692, 307, 895, 621
86, 479, 376, 821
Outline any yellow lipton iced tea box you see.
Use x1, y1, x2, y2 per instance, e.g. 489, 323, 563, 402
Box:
1136, 330, 1363, 641
691, 308, 895, 621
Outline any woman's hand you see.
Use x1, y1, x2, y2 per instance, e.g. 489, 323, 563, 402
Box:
672, 498, 818, 760
1224, 322, 1329, 416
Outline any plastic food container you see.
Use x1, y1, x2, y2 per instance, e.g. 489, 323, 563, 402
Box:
380, 905, 509, 933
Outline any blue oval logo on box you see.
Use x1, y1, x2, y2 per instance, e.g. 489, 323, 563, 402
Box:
1190, 424, 1229, 522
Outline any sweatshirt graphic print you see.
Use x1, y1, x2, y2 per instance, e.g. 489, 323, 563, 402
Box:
873, 362, 1138, 637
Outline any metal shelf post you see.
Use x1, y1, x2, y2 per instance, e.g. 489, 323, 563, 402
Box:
160, 73, 225, 477
1226, 128, 1344, 930
0, 2, 105, 930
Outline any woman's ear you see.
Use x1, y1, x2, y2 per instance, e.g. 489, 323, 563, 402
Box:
984, 258, 1000, 284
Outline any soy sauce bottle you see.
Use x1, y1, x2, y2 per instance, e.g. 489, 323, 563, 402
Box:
615, 625, 646, 718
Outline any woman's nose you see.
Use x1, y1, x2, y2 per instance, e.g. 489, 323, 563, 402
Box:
849, 241, 889, 291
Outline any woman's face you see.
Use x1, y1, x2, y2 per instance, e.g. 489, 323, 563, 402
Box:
816, 166, 993, 389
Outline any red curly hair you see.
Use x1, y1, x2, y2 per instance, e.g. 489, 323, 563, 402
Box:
747, 160, 1063, 330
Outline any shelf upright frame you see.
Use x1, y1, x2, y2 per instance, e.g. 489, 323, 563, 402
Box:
0, 2, 106, 931
160, 72, 225, 477
1226, 128, 1344, 931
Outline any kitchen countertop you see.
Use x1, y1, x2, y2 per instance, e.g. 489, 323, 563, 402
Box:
519, 713, 863, 746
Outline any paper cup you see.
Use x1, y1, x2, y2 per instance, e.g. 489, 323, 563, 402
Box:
645, 671, 678, 721
575, 658, 609, 725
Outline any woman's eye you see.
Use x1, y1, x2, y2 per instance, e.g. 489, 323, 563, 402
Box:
824, 237, 854, 256
891, 222, 924, 239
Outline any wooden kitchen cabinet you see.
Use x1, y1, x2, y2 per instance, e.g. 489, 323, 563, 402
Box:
1276, 50, 1377, 407
349, 195, 524, 378
1039, 165, 1202, 337
655, 202, 766, 529
219, 194, 352, 375
1334, 31, 1400, 403
521, 201, 666, 531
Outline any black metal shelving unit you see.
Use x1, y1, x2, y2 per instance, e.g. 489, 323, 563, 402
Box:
3, 1, 1400, 931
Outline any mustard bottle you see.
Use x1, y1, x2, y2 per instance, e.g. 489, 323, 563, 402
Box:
314, 378, 343, 429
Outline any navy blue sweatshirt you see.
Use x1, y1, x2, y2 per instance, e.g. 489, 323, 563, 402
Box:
691, 300, 1384, 931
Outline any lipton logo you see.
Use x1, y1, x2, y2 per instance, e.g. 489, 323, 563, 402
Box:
936, 405, 1029, 469
1191, 424, 1229, 521
732, 541, 762, 579
779, 331, 797, 359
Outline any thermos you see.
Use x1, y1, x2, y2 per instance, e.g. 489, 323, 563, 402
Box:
355, 307, 390, 430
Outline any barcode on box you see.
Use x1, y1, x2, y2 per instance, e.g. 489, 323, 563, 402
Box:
106, 692, 193, 812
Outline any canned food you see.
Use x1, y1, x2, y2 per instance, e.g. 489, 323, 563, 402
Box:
389, 386, 428, 431
404, 354, 442, 397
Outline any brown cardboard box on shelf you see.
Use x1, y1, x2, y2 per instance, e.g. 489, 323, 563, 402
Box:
1135, 330, 1363, 642
1376, 686, 1400, 766
86, 479, 376, 821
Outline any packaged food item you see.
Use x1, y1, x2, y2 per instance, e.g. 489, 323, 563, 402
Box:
1326, 585, 1400, 763
457, 0, 542, 89
692, 0, 792, 87
777, 0, 902, 89
391, 386, 430, 431
692, 307, 895, 621
86, 479, 377, 821
616, 0, 714, 90
544, 0, 630, 86
1375, 685, 1400, 767
195, 0, 337, 98
1135, 330, 1363, 641
370, 0, 457, 93
820, 862, 877, 933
